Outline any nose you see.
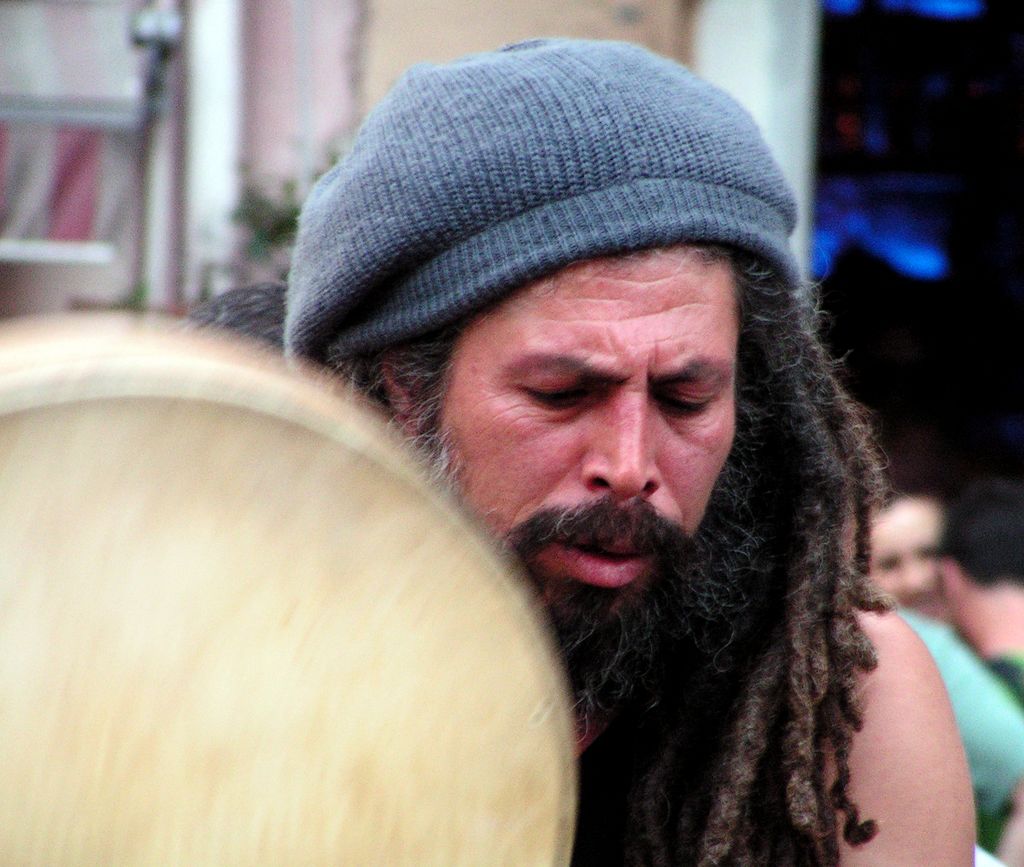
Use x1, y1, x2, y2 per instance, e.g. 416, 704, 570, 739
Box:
904, 555, 939, 598
582, 393, 660, 501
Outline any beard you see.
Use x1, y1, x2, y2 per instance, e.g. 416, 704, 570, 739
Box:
504, 497, 705, 728
413, 421, 769, 732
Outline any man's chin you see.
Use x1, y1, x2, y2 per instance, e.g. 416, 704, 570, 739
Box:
549, 584, 666, 727
503, 497, 700, 721
523, 550, 657, 631
541, 581, 637, 632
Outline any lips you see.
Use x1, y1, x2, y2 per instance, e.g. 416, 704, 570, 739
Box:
533, 541, 652, 589
577, 539, 639, 557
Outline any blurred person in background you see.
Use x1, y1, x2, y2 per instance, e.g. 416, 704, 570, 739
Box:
942, 478, 1024, 864
941, 478, 1024, 702
869, 494, 949, 621
870, 493, 1024, 863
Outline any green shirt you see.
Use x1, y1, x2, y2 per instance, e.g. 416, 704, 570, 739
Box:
900, 610, 1024, 823
989, 652, 1024, 709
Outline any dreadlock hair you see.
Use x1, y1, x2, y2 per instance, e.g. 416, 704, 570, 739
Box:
331, 245, 892, 866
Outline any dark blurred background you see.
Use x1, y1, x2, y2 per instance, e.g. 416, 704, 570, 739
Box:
815, 0, 1024, 495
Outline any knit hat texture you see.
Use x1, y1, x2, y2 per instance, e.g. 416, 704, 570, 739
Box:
286, 38, 799, 364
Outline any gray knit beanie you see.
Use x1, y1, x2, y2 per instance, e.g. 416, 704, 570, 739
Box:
286, 38, 799, 364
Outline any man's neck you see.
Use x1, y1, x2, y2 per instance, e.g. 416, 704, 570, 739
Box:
962, 586, 1024, 659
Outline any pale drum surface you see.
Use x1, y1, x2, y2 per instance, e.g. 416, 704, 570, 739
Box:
0, 316, 576, 866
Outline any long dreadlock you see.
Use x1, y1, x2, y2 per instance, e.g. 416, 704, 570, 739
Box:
333, 245, 892, 866
615, 250, 891, 866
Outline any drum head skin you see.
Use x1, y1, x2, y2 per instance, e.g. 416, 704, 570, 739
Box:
0, 316, 576, 866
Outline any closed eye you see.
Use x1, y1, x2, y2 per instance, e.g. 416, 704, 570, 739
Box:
525, 387, 590, 409
655, 391, 709, 416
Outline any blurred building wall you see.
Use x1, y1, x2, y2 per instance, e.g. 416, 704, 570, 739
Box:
241, 0, 361, 187
361, 0, 697, 114
1, 0, 822, 316
695, 0, 822, 274
0, 0, 147, 316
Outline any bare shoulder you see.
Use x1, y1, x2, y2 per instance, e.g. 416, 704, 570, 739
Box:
838, 611, 975, 866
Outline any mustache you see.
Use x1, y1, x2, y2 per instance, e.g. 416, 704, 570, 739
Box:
505, 496, 687, 559
503, 496, 701, 720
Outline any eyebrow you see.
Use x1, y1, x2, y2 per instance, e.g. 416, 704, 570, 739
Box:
505, 354, 734, 388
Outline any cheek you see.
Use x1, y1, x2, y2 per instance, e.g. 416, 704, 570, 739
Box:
662, 405, 736, 529
442, 396, 577, 532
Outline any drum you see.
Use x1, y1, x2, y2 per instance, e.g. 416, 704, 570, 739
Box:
0, 315, 576, 865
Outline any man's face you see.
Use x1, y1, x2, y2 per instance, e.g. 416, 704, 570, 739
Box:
869, 497, 948, 620
437, 246, 739, 624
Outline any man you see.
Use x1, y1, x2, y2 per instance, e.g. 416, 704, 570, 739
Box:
200, 39, 972, 865
942, 478, 1024, 703
870, 494, 1024, 860
940, 478, 1024, 865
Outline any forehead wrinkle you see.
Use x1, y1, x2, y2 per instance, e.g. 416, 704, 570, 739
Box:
515, 298, 736, 360
505, 353, 628, 384
652, 360, 734, 389
506, 351, 734, 392
650, 327, 737, 370
524, 302, 733, 367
